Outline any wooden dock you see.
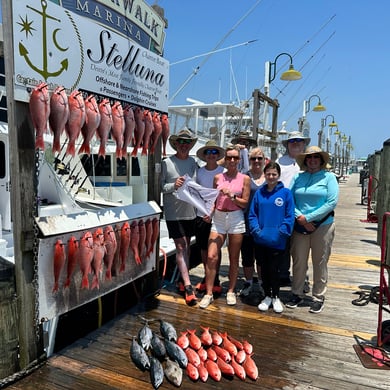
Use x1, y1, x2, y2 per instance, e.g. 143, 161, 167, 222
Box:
5, 173, 390, 390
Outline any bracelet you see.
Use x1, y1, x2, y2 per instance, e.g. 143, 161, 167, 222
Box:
231, 194, 236, 200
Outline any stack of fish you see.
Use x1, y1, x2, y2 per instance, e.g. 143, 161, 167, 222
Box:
130, 319, 258, 389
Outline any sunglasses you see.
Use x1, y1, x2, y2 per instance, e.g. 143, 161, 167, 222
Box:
177, 138, 192, 145
250, 156, 263, 161
204, 149, 219, 155
226, 155, 240, 161
305, 155, 321, 159
288, 139, 304, 144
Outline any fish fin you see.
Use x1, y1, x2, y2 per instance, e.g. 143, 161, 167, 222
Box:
35, 136, 45, 150
81, 275, 89, 289
105, 269, 112, 281
64, 278, 70, 288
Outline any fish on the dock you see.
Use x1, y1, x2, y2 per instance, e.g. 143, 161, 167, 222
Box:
130, 336, 150, 371
79, 94, 100, 156
96, 98, 112, 158
161, 113, 169, 156
197, 361, 208, 382
211, 330, 223, 346
103, 225, 117, 281
119, 221, 131, 272
164, 358, 182, 387
29, 82, 50, 150
220, 331, 238, 356
177, 331, 189, 350
159, 319, 177, 342
187, 329, 202, 351
197, 346, 207, 362
204, 359, 221, 382
138, 322, 153, 351
150, 332, 166, 359
65, 90, 86, 156
213, 344, 231, 363
242, 339, 253, 355
91, 228, 105, 289
49, 86, 69, 153
79, 231, 94, 289
53, 239, 66, 293
235, 349, 246, 364
164, 339, 187, 369
227, 334, 244, 351
130, 220, 141, 265
185, 347, 200, 368
231, 355, 246, 380
186, 361, 199, 381
111, 101, 125, 159
216, 356, 234, 377
199, 325, 213, 347
242, 353, 258, 381
64, 236, 79, 288
149, 356, 164, 389
206, 346, 217, 362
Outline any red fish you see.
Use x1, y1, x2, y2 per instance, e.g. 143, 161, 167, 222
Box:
204, 359, 221, 382
103, 225, 117, 281
79, 231, 94, 289
141, 109, 153, 156
177, 331, 189, 350
144, 219, 153, 258
235, 349, 246, 364
79, 95, 100, 155
242, 353, 258, 381
65, 90, 86, 156
49, 86, 69, 153
220, 332, 238, 356
29, 82, 50, 150
185, 347, 201, 368
206, 347, 217, 362
197, 361, 208, 382
122, 105, 136, 157
119, 222, 131, 272
91, 228, 105, 289
197, 347, 207, 362
186, 362, 199, 381
96, 98, 112, 158
227, 334, 244, 351
64, 236, 79, 288
150, 112, 163, 154
211, 330, 223, 346
138, 219, 146, 261
231, 356, 246, 380
216, 356, 234, 377
187, 329, 202, 351
130, 220, 141, 265
213, 345, 231, 363
112, 223, 122, 277
131, 106, 145, 156
111, 101, 125, 159
243, 339, 253, 355
148, 217, 159, 257
53, 239, 66, 293
199, 326, 213, 347
161, 113, 169, 156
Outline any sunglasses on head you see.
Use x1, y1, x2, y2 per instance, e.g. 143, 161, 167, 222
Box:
305, 154, 321, 159
250, 156, 263, 161
288, 139, 304, 144
177, 138, 192, 145
226, 155, 240, 161
204, 149, 219, 155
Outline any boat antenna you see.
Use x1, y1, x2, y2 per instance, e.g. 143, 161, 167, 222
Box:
169, 0, 263, 104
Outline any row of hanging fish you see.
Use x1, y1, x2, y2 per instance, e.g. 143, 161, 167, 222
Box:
52, 217, 159, 293
29, 83, 170, 158
130, 318, 258, 389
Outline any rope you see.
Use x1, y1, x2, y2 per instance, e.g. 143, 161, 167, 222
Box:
352, 286, 388, 307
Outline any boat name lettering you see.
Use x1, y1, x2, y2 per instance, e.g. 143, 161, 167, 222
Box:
87, 30, 166, 87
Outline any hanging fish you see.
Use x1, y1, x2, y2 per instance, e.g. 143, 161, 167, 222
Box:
122, 105, 136, 157
91, 228, 105, 289
112, 223, 122, 277
130, 220, 141, 265
64, 236, 79, 288
150, 112, 163, 155
111, 101, 125, 159
144, 219, 153, 259
29, 82, 50, 150
161, 113, 169, 156
119, 221, 131, 272
103, 225, 117, 281
79, 231, 94, 289
141, 109, 153, 156
149, 356, 164, 389
138, 219, 146, 261
164, 358, 183, 387
130, 336, 150, 371
78, 95, 100, 156
49, 86, 69, 153
131, 106, 145, 156
96, 98, 112, 158
148, 217, 159, 257
53, 239, 66, 293
65, 90, 86, 156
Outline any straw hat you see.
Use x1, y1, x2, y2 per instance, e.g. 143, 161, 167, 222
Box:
230, 131, 257, 147
296, 146, 330, 169
196, 140, 225, 162
282, 131, 311, 147
169, 128, 198, 151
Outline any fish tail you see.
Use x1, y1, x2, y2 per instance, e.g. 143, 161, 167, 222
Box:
131, 147, 138, 157
64, 278, 71, 288
141, 147, 148, 156
105, 269, 112, 281
78, 143, 90, 156
91, 275, 99, 290
81, 275, 89, 289
52, 282, 59, 293
135, 255, 142, 265
66, 142, 76, 157
116, 146, 122, 159
52, 139, 61, 153
98, 143, 106, 158
35, 135, 45, 150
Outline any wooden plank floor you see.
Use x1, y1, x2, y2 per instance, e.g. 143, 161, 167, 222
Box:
6, 173, 390, 390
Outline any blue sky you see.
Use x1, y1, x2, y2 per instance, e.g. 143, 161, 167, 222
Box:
155, 0, 390, 158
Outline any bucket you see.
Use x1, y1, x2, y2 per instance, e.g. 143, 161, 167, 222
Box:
0, 239, 6, 258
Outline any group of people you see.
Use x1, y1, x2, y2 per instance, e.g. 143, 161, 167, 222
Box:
160, 128, 339, 314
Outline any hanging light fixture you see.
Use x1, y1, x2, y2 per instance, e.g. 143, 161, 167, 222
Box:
268, 52, 302, 83
306, 94, 326, 113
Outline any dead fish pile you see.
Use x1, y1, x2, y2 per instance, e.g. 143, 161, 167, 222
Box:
129, 319, 258, 389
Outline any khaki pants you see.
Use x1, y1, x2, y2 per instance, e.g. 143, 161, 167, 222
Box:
290, 223, 335, 301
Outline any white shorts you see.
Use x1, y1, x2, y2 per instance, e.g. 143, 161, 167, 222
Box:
211, 209, 246, 234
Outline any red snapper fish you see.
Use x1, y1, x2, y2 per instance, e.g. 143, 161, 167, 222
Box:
141, 109, 153, 156
185, 347, 200, 368
65, 90, 86, 156
186, 362, 199, 381
91, 228, 105, 289
96, 98, 112, 158
242, 353, 258, 381
231, 355, 246, 381
199, 325, 213, 347
49, 86, 69, 153
150, 112, 163, 154
220, 331, 238, 356
138, 219, 146, 261
144, 219, 153, 258
122, 105, 136, 157
197, 362, 208, 382
64, 236, 79, 288
111, 101, 125, 159
103, 225, 117, 281
79, 95, 100, 155
79, 231, 94, 289
131, 106, 145, 156
53, 239, 66, 293
187, 329, 202, 351
216, 356, 234, 377
29, 82, 50, 150
204, 359, 221, 382
112, 223, 122, 277
161, 113, 170, 156
148, 217, 159, 257
119, 221, 131, 272
177, 331, 189, 350
130, 220, 141, 265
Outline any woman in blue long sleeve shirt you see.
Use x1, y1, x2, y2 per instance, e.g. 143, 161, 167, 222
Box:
248, 162, 295, 313
286, 146, 339, 314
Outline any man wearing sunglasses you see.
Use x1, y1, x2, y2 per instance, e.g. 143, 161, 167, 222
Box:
277, 132, 310, 287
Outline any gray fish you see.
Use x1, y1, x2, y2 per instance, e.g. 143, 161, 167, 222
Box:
159, 319, 177, 342
130, 336, 150, 371
150, 356, 164, 389
164, 338, 188, 369
138, 323, 153, 350
151, 332, 166, 359
164, 358, 183, 387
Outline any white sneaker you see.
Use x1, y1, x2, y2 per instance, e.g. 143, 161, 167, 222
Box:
272, 297, 284, 313
258, 296, 272, 311
226, 292, 237, 306
199, 294, 213, 309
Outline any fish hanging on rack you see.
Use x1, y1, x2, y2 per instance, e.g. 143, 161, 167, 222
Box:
150, 112, 163, 155
122, 105, 136, 158
130, 220, 141, 265
111, 101, 125, 159
79, 231, 94, 289
53, 239, 66, 293
161, 113, 170, 156
96, 98, 113, 158
103, 225, 117, 281
65, 90, 86, 156
49, 86, 69, 153
131, 106, 145, 156
119, 221, 131, 272
64, 236, 79, 289
141, 109, 154, 156
91, 228, 105, 289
